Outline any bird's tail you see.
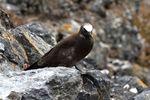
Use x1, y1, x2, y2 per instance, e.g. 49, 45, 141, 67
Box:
24, 61, 39, 70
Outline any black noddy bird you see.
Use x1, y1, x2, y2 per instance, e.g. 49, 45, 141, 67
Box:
24, 23, 94, 70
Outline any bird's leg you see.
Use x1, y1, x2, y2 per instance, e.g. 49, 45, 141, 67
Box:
74, 65, 87, 75
74, 65, 81, 71
23, 63, 30, 70
74, 65, 98, 87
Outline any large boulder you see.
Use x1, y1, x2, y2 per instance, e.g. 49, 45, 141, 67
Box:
0, 67, 112, 100
0, 67, 82, 100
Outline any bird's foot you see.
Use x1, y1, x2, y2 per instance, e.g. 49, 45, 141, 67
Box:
23, 63, 30, 70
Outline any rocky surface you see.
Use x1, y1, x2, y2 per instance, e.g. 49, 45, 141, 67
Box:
11, 22, 56, 64
111, 76, 145, 100
0, 0, 150, 100
0, 66, 111, 100
0, 67, 82, 100
133, 89, 150, 100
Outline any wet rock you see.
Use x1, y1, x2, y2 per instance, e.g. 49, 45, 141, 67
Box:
133, 89, 150, 100
11, 22, 56, 64
0, 67, 82, 100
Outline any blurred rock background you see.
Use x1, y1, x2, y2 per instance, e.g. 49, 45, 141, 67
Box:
0, 0, 150, 100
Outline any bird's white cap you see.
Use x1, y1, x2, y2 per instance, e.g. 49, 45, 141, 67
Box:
83, 23, 93, 32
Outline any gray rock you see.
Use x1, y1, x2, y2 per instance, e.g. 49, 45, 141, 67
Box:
91, 0, 113, 17
0, 67, 82, 100
25, 22, 56, 45
7, 91, 22, 100
11, 22, 56, 64
100, 17, 142, 61
0, 10, 28, 71
0, 65, 113, 100
89, 42, 109, 69
76, 58, 98, 72
108, 59, 133, 76
0, 21, 56, 72
0, 10, 14, 30
111, 76, 145, 100
133, 90, 150, 100
5, 0, 76, 19
77, 70, 111, 100
0, 32, 28, 72
91, 0, 106, 18
6, 0, 51, 16
0, 40, 5, 53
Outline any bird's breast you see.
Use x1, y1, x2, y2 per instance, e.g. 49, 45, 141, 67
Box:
75, 37, 93, 59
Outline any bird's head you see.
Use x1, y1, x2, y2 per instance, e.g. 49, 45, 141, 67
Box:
79, 23, 93, 38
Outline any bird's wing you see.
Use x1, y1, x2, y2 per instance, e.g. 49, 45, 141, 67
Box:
37, 35, 77, 66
